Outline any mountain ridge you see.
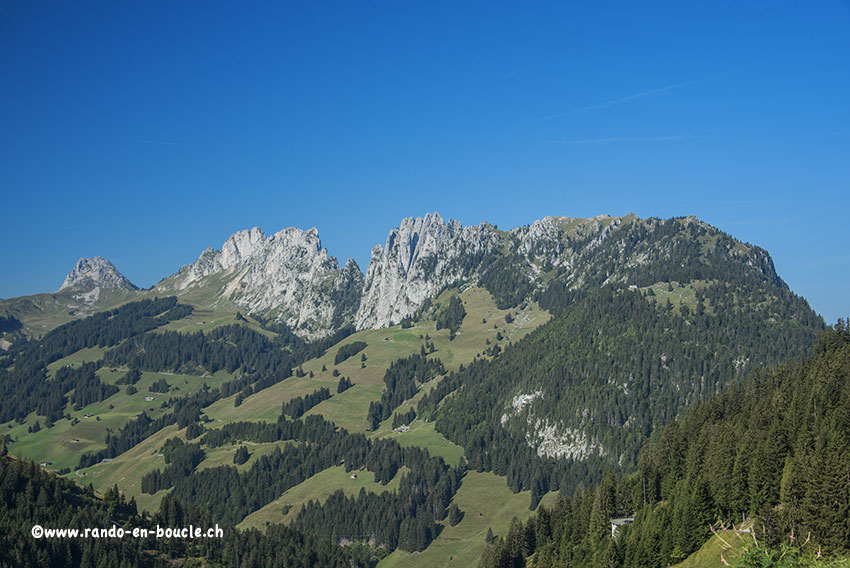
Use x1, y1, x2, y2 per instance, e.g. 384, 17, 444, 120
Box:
2, 211, 804, 341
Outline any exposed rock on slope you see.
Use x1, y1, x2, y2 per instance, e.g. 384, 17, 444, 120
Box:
0, 257, 141, 336
58, 257, 138, 293
54, 256, 140, 309
354, 212, 502, 329
151, 213, 677, 336
155, 227, 363, 339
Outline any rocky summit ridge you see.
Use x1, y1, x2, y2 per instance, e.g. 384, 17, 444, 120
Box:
50, 211, 785, 339
154, 212, 634, 336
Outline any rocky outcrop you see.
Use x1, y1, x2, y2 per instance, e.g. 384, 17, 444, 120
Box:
8, 211, 795, 346
354, 213, 502, 329
156, 227, 363, 339
58, 257, 138, 293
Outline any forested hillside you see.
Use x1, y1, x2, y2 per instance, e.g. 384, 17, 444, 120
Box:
0, 297, 192, 424
0, 454, 379, 567
429, 253, 820, 503
479, 322, 850, 568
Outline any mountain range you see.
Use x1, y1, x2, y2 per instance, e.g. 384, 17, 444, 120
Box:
0, 211, 794, 340
0, 211, 833, 567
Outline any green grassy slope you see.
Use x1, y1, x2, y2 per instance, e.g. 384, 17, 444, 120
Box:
379, 472, 557, 568
6, 367, 235, 472
673, 529, 752, 568
239, 465, 406, 530
0, 287, 141, 338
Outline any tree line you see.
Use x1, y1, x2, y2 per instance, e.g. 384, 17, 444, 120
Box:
334, 341, 367, 364
163, 408, 465, 553
281, 387, 331, 418
0, 297, 190, 424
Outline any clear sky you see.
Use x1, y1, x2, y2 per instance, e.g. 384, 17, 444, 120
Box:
1, 2, 848, 323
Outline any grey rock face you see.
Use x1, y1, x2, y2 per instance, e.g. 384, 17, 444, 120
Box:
58, 257, 138, 293
354, 213, 502, 329
157, 227, 363, 339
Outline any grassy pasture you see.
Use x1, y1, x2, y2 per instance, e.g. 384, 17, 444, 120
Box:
238, 465, 406, 530
379, 472, 557, 568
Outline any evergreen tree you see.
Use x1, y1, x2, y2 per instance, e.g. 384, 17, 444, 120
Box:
337, 376, 353, 393
233, 445, 250, 465
448, 503, 464, 526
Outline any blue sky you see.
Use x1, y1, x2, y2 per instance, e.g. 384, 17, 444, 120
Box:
1, 2, 848, 322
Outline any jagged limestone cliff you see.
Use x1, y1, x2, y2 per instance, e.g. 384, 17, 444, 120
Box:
154, 227, 363, 339
355, 212, 502, 328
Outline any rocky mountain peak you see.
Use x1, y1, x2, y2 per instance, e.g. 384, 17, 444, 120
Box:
58, 257, 138, 293
156, 226, 363, 339
354, 213, 501, 329
341, 257, 361, 273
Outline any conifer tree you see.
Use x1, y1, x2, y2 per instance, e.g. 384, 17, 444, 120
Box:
233, 445, 249, 465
